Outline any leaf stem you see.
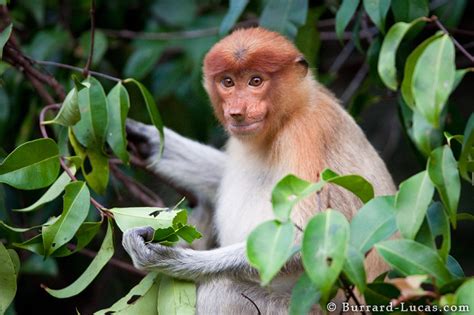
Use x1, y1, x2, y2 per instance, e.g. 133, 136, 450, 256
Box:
83, 0, 96, 77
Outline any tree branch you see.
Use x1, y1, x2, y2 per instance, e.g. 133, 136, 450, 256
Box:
35, 60, 121, 82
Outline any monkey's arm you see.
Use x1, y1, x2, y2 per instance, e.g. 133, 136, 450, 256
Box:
123, 227, 258, 281
127, 120, 226, 203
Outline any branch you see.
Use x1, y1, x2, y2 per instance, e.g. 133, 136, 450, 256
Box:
110, 163, 165, 207
340, 63, 369, 105
428, 15, 474, 64
83, 0, 96, 76
35, 60, 121, 82
340, 278, 366, 315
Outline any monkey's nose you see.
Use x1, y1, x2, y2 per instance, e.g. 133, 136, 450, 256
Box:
230, 113, 245, 122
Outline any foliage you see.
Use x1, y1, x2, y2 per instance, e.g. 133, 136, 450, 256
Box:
0, 0, 473, 314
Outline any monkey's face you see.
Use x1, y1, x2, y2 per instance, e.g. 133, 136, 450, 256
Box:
213, 71, 271, 137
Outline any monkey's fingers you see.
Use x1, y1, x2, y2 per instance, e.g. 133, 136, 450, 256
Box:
126, 119, 159, 159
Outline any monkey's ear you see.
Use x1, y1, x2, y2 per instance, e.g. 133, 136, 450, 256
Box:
294, 55, 308, 77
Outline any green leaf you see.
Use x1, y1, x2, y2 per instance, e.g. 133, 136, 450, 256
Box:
454, 279, 474, 315
157, 276, 196, 315
426, 202, 451, 262
0, 220, 41, 233
0, 24, 12, 59
14, 166, 77, 212
375, 239, 453, 286
377, 18, 425, 90
457, 212, 474, 222
42, 181, 90, 256
79, 30, 108, 66
44, 76, 86, 126
259, 0, 308, 40
459, 114, 474, 181
219, 0, 249, 36
363, 0, 391, 32
72, 76, 109, 148
124, 79, 164, 157
395, 171, 434, 239
175, 225, 202, 244
364, 282, 400, 308
335, 0, 360, 41
271, 175, 324, 222
453, 68, 473, 91
106, 82, 130, 164
413, 34, 456, 128
350, 196, 397, 254
391, 0, 428, 22
7, 249, 20, 276
433, 0, 467, 28
401, 33, 443, 108
412, 109, 442, 156
21, 256, 58, 277
446, 255, 464, 278
0, 138, 60, 190
0, 242, 16, 314
302, 210, 349, 302
124, 42, 165, 80
246, 220, 296, 286
69, 131, 109, 195
289, 272, 321, 315
94, 272, 160, 314
321, 169, 374, 203
44, 219, 114, 298
110, 207, 183, 231
342, 245, 367, 293
428, 145, 460, 227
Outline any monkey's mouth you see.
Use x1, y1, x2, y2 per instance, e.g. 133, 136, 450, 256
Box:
229, 120, 264, 135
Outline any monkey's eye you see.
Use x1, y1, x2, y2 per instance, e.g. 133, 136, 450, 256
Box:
221, 77, 234, 88
249, 76, 263, 87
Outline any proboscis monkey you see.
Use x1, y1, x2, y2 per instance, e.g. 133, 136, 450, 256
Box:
123, 27, 396, 314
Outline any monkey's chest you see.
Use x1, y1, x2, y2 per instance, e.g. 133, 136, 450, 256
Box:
214, 165, 284, 246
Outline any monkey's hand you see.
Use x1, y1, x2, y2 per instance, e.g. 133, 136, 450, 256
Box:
126, 119, 160, 160
122, 226, 178, 272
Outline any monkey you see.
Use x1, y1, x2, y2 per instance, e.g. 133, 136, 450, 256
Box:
122, 27, 396, 314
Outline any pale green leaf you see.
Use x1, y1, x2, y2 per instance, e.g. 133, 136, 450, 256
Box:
106, 82, 130, 164
428, 145, 460, 227
42, 181, 90, 256
454, 279, 474, 315
246, 220, 296, 286
375, 239, 453, 286
459, 114, 474, 181
343, 245, 367, 293
378, 18, 425, 90
350, 196, 396, 254
321, 169, 374, 203
0, 138, 60, 190
302, 210, 349, 302
413, 34, 455, 127
124, 79, 164, 157
94, 272, 160, 314
72, 76, 109, 148
0, 242, 16, 314
157, 276, 196, 315
271, 175, 324, 222
109, 207, 182, 231
44, 219, 114, 298
401, 33, 443, 108
14, 166, 77, 212
395, 171, 435, 239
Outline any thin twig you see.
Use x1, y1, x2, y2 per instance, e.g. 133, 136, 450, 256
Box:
102, 27, 219, 40
240, 293, 262, 315
36, 60, 121, 82
340, 279, 365, 315
329, 42, 355, 76
428, 15, 474, 63
83, 0, 96, 76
